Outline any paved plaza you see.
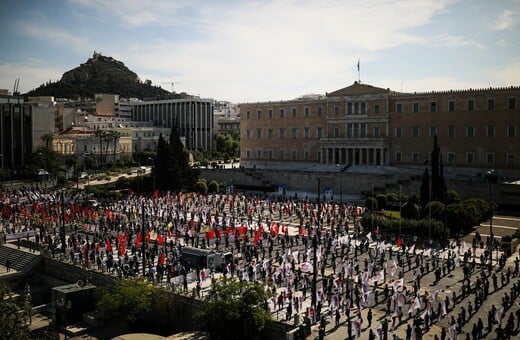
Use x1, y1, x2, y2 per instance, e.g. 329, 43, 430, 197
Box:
1, 189, 519, 340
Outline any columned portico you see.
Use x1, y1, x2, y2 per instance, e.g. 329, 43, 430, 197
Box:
319, 146, 388, 166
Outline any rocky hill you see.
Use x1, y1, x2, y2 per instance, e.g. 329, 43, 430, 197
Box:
24, 52, 183, 100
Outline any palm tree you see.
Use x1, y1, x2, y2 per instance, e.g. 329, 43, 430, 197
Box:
111, 130, 122, 164
94, 129, 106, 167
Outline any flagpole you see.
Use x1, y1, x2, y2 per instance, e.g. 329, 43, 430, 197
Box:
357, 59, 360, 83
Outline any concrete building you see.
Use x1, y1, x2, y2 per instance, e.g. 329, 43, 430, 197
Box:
239, 82, 520, 178
0, 93, 55, 172
120, 97, 214, 151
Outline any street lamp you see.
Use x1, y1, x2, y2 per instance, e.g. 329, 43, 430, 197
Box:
486, 169, 495, 270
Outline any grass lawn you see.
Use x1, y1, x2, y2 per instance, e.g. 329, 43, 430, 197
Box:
384, 210, 401, 218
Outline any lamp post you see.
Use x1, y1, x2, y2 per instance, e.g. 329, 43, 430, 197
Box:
487, 169, 495, 270
311, 177, 321, 311
142, 201, 147, 277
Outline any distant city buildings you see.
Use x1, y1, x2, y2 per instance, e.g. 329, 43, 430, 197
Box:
0, 91, 214, 173
239, 81, 520, 178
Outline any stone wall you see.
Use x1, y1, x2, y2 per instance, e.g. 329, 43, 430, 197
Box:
201, 168, 520, 207
41, 256, 293, 339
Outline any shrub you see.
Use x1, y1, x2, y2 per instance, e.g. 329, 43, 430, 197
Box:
401, 202, 420, 220
365, 197, 378, 211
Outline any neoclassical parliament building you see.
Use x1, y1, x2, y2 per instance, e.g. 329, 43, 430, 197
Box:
239, 81, 520, 178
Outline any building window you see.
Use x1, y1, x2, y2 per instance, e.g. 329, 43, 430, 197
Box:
395, 152, 402, 162
256, 128, 262, 139
447, 152, 456, 165
246, 129, 251, 139
413, 102, 419, 113
268, 150, 273, 160
354, 102, 359, 114
429, 126, 437, 137
291, 128, 297, 138
257, 149, 262, 159
317, 127, 323, 138
280, 108, 285, 118
395, 127, 402, 138
246, 150, 251, 159
334, 105, 339, 115
292, 108, 297, 117
396, 103, 402, 113
267, 128, 273, 139
448, 100, 455, 112
509, 98, 516, 109
246, 110, 250, 119
468, 99, 474, 111
268, 109, 273, 118
291, 150, 297, 160
361, 102, 366, 114
507, 124, 516, 137
486, 124, 495, 137
347, 102, 353, 114
304, 128, 310, 139
466, 125, 475, 138
430, 101, 437, 112
486, 153, 495, 165
279, 150, 285, 160
374, 104, 380, 114
279, 128, 285, 139
304, 107, 310, 117
448, 125, 456, 137
412, 126, 420, 138
466, 152, 475, 165
317, 106, 323, 115
304, 150, 309, 161
257, 110, 261, 118
412, 152, 419, 163
360, 123, 367, 137
488, 98, 495, 110
507, 153, 515, 166
334, 127, 340, 138
373, 127, 380, 138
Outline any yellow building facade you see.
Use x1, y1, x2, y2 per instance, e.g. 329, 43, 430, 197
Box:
240, 82, 520, 177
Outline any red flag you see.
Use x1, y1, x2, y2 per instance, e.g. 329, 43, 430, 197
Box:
135, 232, 142, 248
159, 252, 165, 265
153, 190, 159, 198
106, 239, 112, 252
206, 229, 215, 240
119, 242, 126, 256
254, 230, 260, 244
397, 237, 402, 247
157, 234, 164, 245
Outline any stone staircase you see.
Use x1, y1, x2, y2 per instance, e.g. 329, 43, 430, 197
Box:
0, 244, 41, 272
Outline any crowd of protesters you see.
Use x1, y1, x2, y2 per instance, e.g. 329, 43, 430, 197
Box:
1, 185, 519, 339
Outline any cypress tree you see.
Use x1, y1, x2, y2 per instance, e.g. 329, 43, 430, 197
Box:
431, 135, 440, 201
420, 167, 430, 209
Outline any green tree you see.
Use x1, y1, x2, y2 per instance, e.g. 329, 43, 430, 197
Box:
97, 277, 154, 324
195, 276, 272, 340
401, 201, 421, 220
431, 135, 440, 201
0, 285, 30, 339
365, 197, 378, 211
375, 194, 387, 210
446, 190, 462, 204
208, 180, 219, 193
420, 167, 430, 210
195, 179, 208, 194
155, 126, 200, 191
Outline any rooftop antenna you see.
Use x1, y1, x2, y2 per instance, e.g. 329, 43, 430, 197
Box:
161, 81, 181, 93
13, 78, 20, 95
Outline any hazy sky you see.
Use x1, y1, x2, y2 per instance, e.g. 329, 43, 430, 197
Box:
0, 0, 518, 102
